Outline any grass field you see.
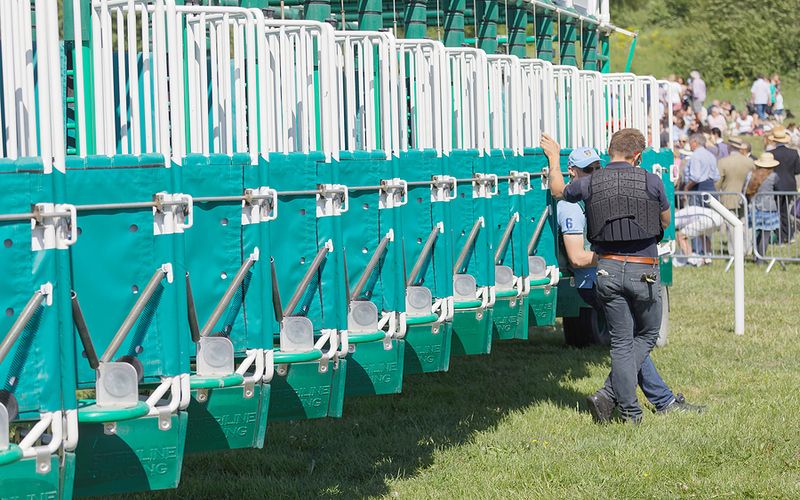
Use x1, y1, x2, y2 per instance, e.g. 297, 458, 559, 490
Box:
121, 264, 800, 499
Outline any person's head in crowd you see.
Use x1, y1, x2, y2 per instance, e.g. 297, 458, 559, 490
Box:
688, 133, 707, 151
765, 125, 790, 148
566, 147, 602, 180
608, 128, 646, 165
771, 73, 781, 85
675, 117, 686, 130
740, 110, 749, 120
728, 138, 750, 156
711, 127, 723, 143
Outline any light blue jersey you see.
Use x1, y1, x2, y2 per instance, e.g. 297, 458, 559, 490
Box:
556, 200, 597, 289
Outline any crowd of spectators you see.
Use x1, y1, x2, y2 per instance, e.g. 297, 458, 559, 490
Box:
659, 71, 800, 265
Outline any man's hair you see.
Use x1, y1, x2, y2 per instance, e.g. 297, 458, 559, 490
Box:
608, 128, 646, 159
689, 133, 706, 146
711, 127, 722, 138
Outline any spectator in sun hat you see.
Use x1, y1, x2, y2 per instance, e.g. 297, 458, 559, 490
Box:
744, 152, 781, 259
764, 125, 800, 242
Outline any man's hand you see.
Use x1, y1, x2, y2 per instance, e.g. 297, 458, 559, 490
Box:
541, 134, 561, 161
541, 134, 566, 199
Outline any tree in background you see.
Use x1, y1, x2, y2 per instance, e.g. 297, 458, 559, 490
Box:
610, 0, 800, 85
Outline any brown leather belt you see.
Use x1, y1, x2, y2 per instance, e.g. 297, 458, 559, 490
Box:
599, 254, 659, 265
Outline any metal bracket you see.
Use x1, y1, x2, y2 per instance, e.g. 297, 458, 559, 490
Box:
31, 203, 78, 251
36, 447, 51, 474
508, 171, 532, 196
316, 184, 349, 217
153, 192, 193, 235
472, 173, 498, 198
242, 187, 278, 225
157, 406, 172, 431
379, 178, 408, 209
243, 380, 255, 399
541, 167, 549, 190
431, 175, 457, 202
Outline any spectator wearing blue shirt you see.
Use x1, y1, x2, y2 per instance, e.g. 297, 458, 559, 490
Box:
557, 147, 704, 419
685, 133, 720, 195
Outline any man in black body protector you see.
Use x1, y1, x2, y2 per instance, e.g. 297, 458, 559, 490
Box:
543, 129, 673, 424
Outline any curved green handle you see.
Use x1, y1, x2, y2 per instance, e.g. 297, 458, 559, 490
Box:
273, 349, 324, 364
0, 444, 24, 466
530, 277, 551, 286
405, 313, 440, 326
190, 373, 245, 389
495, 289, 518, 298
454, 299, 482, 310
77, 400, 151, 423
348, 331, 386, 344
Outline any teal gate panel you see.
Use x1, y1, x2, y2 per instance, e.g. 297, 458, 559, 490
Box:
394, 150, 454, 374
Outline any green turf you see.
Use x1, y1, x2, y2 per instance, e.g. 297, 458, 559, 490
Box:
120, 264, 800, 499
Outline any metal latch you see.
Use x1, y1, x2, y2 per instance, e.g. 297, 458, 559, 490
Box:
316, 184, 349, 217
430, 175, 457, 202
472, 173, 498, 198
379, 178, 408, 209
242, 187, 278, 225
31, 203, 78, 251
508, 171, 531, 196
153, 193, 193, 235
541, 167, 549, 190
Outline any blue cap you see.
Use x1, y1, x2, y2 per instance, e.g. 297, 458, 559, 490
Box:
568, 147, 601, 169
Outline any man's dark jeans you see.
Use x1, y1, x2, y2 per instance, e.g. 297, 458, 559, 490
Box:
577, 287, 675, 411
595, 258, 663, 419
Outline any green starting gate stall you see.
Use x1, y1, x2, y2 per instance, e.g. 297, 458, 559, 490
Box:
330, 31, 407, 397
394, 39, 455, 374
259, 20, 348, 421
172, 5, 273, 453
483, 54, 531, 341
445, 48, 496, 356
0, 2, 75, 498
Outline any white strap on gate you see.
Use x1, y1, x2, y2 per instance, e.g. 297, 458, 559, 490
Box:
577, 70, 605, 151
486, 55, 523, 155
518, 59, 555, 148
0, 0, 64, 172
552, 65, 580, 149
396, 40, 452, 156
332, 31, 399, 159
445, 48, 489, 154
262, 21, 338, 161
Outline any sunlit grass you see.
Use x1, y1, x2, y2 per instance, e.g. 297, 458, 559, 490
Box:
116, 263, 800, 499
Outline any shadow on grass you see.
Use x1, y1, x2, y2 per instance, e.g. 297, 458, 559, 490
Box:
132, 326, 608, 499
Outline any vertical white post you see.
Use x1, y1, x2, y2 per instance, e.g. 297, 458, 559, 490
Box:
703, 193, 745, 335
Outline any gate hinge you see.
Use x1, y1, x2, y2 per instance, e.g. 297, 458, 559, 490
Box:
31, 203, 78, 251
508, 170, 531, 196
379, 178, 408, 209
472, 173, 498, 198
316, 184, 349, 217
153, 192, 193, 235
242, 187, 278, 225
430, 175, 457, 202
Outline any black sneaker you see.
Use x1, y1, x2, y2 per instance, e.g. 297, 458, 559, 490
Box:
657, 393, 706, 414
586, 391, 615, 423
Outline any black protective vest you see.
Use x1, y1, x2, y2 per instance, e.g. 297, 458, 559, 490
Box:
586, 167, 663, 244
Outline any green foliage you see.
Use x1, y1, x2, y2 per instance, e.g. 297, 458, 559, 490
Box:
610, 0, 800, 85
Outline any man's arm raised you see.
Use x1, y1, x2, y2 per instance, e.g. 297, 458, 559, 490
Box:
541, 134, 566, 199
